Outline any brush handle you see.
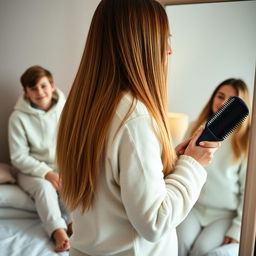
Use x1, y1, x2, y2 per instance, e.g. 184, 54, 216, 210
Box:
196, 125, 223, 146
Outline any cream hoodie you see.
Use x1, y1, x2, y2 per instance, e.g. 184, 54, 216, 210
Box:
70, 93, 207, 256
8, 88, 66, 178
185, 122, 246, 241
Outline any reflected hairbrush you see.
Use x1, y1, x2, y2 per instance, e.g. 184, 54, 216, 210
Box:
196, 96, 249, 146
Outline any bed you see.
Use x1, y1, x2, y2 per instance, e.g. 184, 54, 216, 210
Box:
0, 163, 69, 256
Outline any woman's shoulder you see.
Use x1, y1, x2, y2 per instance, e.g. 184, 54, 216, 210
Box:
108, 93, 158, 149
116, 93, 150, 123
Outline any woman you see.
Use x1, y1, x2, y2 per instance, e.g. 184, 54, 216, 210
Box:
56, 0, 219, 255
177, 78, 251, 256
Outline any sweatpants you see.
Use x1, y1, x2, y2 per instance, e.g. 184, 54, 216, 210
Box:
177, 209, 238, 256
17, 172, 68, 237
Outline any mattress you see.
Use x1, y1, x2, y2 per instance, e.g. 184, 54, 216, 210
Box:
0, 184, 69, 256
0, 216, 69, 256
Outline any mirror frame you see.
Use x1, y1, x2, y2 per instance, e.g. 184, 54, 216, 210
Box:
160, 1, 256, 255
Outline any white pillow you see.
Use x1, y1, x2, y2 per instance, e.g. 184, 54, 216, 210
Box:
0, 163, 16, 184
0, 207, 38, 218
0, 184, 36, 211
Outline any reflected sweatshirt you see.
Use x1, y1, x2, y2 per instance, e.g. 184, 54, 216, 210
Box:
186, 122, 246, 241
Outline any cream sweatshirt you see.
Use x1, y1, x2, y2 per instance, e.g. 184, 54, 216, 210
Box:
70, 93, 207, 256
8, 88, 66, 178
186, 122, 246, 241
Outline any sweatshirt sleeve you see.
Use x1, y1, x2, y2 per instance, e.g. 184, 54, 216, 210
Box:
117, 115, 207, 242
8, 114, 52, 178
225, 160, 247, 241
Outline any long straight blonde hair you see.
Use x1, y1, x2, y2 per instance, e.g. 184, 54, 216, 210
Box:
190, 78, 251, 162
56, 0, 176, 212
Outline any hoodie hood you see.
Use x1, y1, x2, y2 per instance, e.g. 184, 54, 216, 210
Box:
14, 88, 66, 115
8, 87, 66, 178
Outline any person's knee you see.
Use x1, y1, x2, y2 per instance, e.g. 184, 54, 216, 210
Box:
178, 240, 191, 256
37, 178, 54, 187
31, 178, 56, 197
190, 242, 211, 256
177, 224, 198, 256
177, 232, 193, 256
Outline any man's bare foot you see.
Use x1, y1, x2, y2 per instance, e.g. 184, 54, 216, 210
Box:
53, 228, 70, 252
67, 223, 73, 237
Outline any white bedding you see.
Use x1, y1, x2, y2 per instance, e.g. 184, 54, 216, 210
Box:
0, 184, 69, 256
0, 217, 69, 256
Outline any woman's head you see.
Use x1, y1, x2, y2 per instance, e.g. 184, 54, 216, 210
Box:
210, 79, 250, 114
57, 0, 175, 212
191, 78, 251, 161
85, 0, 171, 97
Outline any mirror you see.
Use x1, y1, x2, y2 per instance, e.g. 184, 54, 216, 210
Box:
0, 0, 255, 255
160, 0, 256, 255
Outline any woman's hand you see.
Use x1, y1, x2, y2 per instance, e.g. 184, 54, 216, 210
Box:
175, 138, 191, 157
181, 126, 221, 166
223, 236, 239, 244
45, 171, 61, 191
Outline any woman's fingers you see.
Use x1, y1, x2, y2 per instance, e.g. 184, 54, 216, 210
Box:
183, 126, 221, 166
191, 125, 221, 149
199, 141, 221, 148
176, 125, 221, 164
175, 138, 191, 156
190, 126, 204, 143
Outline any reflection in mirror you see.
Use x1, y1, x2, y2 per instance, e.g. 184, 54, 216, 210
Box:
164, 1, 256, 255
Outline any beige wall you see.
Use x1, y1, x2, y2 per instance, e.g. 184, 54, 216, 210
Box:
0, 0, 100, 163
2, 0, 255, 164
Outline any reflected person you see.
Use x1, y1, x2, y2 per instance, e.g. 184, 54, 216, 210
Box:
177, 78, 251, 256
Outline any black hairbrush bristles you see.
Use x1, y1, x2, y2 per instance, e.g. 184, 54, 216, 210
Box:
196, 96, 249, 146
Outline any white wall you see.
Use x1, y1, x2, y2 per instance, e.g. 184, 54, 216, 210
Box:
166, 1, 256, 122
1, 0, 255, 163
0, 0, 101, 163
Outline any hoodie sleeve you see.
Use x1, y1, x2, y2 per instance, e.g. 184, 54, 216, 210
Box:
118, 115, 207, 242
8, 113, 52, 178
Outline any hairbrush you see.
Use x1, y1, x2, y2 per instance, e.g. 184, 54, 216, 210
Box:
196, 96, 249, 146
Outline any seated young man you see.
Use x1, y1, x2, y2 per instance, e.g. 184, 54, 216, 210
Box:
8, 65, 70, 252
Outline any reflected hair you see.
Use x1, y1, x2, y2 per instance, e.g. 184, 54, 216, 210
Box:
190, 78, 251, 162
56, 0, 176, 212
